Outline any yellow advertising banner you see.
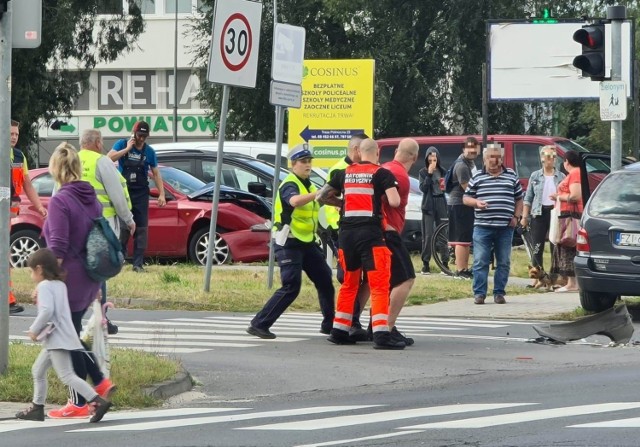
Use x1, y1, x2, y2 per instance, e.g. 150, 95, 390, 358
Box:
287, 59, 375, 169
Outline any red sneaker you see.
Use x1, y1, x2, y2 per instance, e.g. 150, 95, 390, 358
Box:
94, 378, 117, 399
47, 401, 90, 419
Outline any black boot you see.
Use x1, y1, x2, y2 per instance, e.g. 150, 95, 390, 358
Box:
327, 328, 356, 345
16, 403, 45, 421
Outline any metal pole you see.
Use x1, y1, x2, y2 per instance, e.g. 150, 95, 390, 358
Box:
634, 59, 639, 161
608, 5, 626, 172
0, 2, 13, 375
172, 0, 179, 142
481, 62, 488, 147
267, 0, 280, 289
267, 106, 284, 289
203, 84, 230, 292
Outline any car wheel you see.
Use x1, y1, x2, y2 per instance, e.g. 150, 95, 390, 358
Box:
579, 290, 619, 312
10, 229, 44, 268
188, 227, 231, 266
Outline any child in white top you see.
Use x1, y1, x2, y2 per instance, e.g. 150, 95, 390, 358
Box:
15, 248, 112, 423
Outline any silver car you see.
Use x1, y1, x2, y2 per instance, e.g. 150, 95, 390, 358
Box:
575, 160, 640, 312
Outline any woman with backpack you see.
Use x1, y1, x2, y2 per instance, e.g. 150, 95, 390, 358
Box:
41, 143, 117, 419
418, 146, 448, 274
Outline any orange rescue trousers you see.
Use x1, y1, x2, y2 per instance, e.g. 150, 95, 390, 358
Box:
334, 245, 391, 333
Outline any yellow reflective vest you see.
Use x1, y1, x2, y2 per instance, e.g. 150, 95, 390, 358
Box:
79, 149, 131, 218
274, 173, 318, 243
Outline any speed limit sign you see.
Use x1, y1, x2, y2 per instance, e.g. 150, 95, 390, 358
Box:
207, 0, 263, 88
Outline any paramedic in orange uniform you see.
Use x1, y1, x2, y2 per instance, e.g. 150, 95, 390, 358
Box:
318, 138, 405, 350
9, 120, 47, 314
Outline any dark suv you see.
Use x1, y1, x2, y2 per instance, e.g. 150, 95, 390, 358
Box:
154, 149, 325, 200
575, 160, 640, 312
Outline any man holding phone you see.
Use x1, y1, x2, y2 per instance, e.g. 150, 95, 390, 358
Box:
108, 121, 166, 272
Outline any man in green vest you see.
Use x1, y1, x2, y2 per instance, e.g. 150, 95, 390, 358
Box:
247, 144, 335, 339
78, 128, 135, 334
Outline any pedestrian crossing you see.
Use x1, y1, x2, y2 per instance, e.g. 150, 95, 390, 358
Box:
10, 313, 534, 355
4, 401, 640, 441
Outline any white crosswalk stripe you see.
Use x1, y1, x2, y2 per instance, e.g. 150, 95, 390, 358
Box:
5, 402, 640, 438
10, 313, 535, 355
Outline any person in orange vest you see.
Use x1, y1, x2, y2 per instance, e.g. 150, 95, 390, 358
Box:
318, 138, 405, 349
9, 120, 47, 314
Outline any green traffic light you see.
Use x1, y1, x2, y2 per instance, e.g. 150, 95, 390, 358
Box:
532, 7, 559, 24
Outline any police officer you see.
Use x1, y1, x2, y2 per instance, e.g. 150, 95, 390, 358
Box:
318, 138, 405, 350
246, 144, 335, 339
108, 121, 166, 272
9, 120, 47, 314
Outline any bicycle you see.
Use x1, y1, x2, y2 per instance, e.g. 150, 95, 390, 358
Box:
430, 220, 524, 277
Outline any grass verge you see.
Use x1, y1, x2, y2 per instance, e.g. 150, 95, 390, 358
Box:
0, 344, 182, 408
10, 262, 532, 312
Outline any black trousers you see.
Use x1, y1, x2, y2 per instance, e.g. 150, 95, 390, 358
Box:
252, 241, 335, 332
70, 309, 105, 407
530, 205, 555, 269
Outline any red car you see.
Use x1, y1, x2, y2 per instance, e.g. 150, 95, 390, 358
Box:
9, 166, 271, 267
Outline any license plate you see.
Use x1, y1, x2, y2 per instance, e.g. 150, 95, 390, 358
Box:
616, 232, 640, 246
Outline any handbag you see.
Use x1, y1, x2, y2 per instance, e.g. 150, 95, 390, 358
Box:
556, 203, 580, 248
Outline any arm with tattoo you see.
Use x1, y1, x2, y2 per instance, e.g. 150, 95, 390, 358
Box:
316, 184, 343, 207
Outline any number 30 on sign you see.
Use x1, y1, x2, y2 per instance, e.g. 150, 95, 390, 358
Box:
208, 0, 263, 89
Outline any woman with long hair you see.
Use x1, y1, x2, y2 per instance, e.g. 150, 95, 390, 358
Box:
42, 143, 117, 419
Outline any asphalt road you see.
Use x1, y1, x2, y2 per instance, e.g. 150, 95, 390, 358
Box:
5, 309, 640, 446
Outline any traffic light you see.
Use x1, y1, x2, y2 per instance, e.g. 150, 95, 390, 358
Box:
572, 24, 606, 81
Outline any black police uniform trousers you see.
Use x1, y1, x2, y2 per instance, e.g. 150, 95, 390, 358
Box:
120, 186, 149, 268
252, 239, 335, 333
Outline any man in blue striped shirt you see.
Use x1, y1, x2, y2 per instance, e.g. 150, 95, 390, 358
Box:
463, 143, 524, 305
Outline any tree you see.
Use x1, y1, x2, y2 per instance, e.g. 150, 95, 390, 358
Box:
12, 0, 144, 159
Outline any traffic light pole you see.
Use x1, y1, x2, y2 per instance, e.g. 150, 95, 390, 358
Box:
608, 5, 626, 172
0, 2, 12, 375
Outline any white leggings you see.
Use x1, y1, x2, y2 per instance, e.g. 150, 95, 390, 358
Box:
32, 349, 98, 406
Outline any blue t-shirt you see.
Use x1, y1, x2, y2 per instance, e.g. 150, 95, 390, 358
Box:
112, 139, 158, 174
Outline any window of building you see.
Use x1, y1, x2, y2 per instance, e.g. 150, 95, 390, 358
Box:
134, 0, 157, 14
97, 0, 123, 14
165, 0, 192, 13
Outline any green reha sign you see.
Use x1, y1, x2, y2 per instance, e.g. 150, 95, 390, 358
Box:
94, 115, 217, 133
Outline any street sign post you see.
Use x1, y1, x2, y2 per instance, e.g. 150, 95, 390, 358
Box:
271, 23, 305, 84
204, 0, 262, 292
600, 81, 627, 121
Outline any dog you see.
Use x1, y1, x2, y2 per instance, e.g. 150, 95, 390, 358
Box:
528, 265, 553, 291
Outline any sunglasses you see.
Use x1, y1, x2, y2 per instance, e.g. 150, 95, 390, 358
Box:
542, 154, 556, 158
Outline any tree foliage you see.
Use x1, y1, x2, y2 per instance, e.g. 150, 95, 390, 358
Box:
192, 1, 637, 155
12, 0, 144, 154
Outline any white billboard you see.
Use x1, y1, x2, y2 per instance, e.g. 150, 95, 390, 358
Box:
488, 21, 633, 101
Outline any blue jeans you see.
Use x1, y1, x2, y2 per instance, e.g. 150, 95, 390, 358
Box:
472, 226, 514, 297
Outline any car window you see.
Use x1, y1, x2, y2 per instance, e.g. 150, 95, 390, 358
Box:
588, 173, 640, 217
158, 167, 205, 195
513, 143, 543, 179
31, 173, 55, 197
161, 159, 194, 175
256, 154, 288, 167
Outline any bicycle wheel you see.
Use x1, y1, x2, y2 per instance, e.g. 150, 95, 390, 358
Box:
431, 221, 455, 276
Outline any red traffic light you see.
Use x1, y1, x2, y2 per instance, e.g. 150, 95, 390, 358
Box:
572, 24, 606, 80
573, 26, 604, 49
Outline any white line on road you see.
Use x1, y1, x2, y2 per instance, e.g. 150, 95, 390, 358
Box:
66, 405, 382, 433
568, 416, 640, 428
109, 333, 307, 343
293, 430, 426, 447
0, 408, 245, 433
240, 403, 533, 431
399, 402, 640, 429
